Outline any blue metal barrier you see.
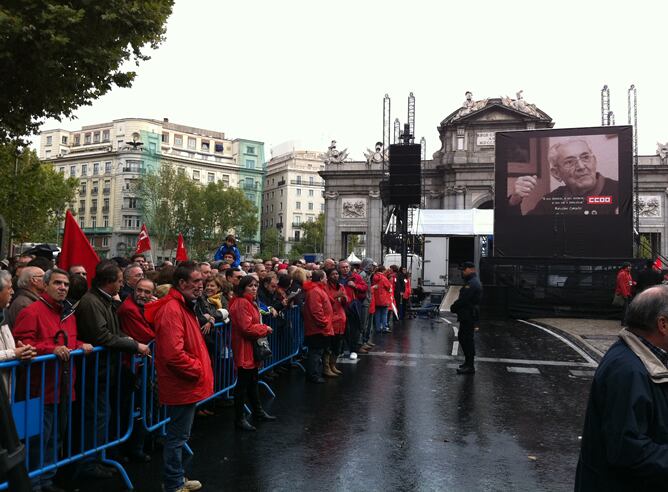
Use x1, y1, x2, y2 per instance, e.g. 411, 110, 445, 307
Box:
0, 347, 138, 491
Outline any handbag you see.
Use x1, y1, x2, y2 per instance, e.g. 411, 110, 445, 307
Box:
612, 293, 625, 307
253, 336, 272, 361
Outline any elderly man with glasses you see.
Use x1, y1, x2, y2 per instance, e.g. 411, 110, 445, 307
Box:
508, 137, 619, 216
6, 266, 45, 329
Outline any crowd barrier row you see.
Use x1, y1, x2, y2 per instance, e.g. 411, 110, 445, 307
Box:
0, 306, 305, 490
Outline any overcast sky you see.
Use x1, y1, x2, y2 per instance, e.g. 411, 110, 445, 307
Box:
38, 0, 666, 159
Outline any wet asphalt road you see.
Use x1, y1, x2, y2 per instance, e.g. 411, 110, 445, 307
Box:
69, 315, 595, 492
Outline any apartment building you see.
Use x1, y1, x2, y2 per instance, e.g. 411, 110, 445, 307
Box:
262, 146, 325, 253
39, 118, 265, 258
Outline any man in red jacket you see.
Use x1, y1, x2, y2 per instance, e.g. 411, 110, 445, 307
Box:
14, 268, 93, 492
615, 262, 635, 326
302, 270, 334, 383
145, 261, 213, 492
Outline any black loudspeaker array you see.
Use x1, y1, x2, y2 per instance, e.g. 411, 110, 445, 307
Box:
388, 144, 421, 205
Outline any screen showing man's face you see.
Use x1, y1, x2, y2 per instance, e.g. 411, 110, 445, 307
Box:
553, 140, 598, 194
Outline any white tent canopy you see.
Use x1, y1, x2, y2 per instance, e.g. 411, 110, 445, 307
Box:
410, 209, 494, 236
346, 252, 362, 264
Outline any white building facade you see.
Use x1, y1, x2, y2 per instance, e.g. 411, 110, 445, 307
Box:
39, 118, 265, 259
262, 148, 325, 253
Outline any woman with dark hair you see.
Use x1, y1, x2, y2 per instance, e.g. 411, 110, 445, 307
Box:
324, 268, 347, 377
228, 275, 276, 431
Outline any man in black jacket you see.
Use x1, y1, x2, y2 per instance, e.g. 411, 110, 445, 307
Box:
450, 261, 482, 375
576, 285, 668, 491
76, 260, 150, 478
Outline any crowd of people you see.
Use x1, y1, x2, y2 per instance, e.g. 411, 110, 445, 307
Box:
0, 241, 416, 492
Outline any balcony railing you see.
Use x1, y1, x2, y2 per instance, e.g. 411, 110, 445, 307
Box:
291, 222, 302, 228
79, 190, 87, 196
102, 206, 109, 213
82, 227, 112, 234
277, 179, 286, 186
290, 180, 323, 186
89, 207, 97, 213
103, 188, 110, 195
241, 183, 258, 190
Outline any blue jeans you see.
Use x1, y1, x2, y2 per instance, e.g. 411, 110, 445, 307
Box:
374, 306, 388, 333
163, 404, 196, 492
29, 404, 56, 489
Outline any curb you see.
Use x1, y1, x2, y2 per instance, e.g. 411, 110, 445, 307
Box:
527, 319, 605, 364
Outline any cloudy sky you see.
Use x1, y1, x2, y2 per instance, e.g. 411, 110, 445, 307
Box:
38, 0, 666, 159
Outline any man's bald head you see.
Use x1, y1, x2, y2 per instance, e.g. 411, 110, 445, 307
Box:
627, 285, 668, 334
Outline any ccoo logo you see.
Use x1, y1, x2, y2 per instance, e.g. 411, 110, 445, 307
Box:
587, 196, 613, 205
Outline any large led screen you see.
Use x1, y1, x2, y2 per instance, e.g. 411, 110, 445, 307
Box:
494, 126, 633, 258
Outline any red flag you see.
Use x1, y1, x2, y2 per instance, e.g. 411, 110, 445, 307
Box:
59, 210, 100, 286
175, 233, 188, 262
135, 224, 152, 254
655, 257, 663, 270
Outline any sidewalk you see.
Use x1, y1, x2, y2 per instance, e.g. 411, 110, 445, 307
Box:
530, 318, 622, 362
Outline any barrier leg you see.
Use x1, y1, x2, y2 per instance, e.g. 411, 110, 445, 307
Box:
258, 380, 276, 398
100, 450, 133, 490
291, 358, 305, 372
183, 442, 193, 457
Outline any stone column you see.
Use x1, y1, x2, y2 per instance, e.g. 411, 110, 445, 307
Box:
454, 185, 466, 209
367, 190, 382, 261
324, 191, 339, 259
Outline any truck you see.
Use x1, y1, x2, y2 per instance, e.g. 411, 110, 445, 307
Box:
383, 253, 422, 284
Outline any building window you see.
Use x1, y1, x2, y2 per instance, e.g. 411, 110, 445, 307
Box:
280, 189, 283, 196
207, 172, 214, 183
45, 150, 51, 158
222, 174, 229, 187
91, 199, 97, 212
201, 140, 210, 152
296, 176, 302, 184
294, 230, 300, 241
123, 215, 140, 229
309, 176, 314, 185
294, 215, 301, 225
70, 165, 76, 177
124, 197, 138, 209
79, 199, 85, 212
308, 202, 313, 210
102, 130, 110, 142
279, 202, 282, 210
214, 142, 224, 153
91, 216, 97, 228
174, 135, 183, 147
103, 215, 109, 227
59, 167, 65, 174
192, 170, 200, 181
102, 236, 109, 247
93, 132, 100, 143
457, 136, 465, 150
103, 197, 109, 210
81, 164, 88, 175
92, 181, 98, 194
247, 146, 255, 154
309, 189, 314, 197
162, 132, 169, 144
61, 136, 67, 145
296, 201, 301, 210
93, 162, 99, 175
270, 204, 273, 212
80, 181, 87, 194
187, 137, 196, 150
245, 159, 255, 169
105, 161, 112, 174
296, 188, 301, 196
84, 133, 91, 144
46, 136, 52, 146
74, 134, 80, 146
123, 160, 143, 173
79, 218, 85, 228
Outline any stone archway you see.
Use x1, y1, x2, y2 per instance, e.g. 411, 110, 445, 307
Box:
472, 195, 494, 209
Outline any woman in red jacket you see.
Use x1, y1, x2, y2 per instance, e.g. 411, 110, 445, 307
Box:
302, 270, 334, 383
325, 268, 347, 377
372, 266, 393, 334
229, 275, 276, 431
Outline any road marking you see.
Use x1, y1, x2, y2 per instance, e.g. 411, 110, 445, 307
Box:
518, 320, 598, 367
570, 369, 596, 378
440, 317, 453, 325
362, 351, 596, 367
507, 366, 540, 374
451, 341, 459, 356
337, 357, 360, 364
452, 325, 459, 337
386, 360, 417, 367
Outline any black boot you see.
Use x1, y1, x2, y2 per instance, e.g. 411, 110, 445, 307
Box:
253, 409, 277, 422
235, 418, 257, 431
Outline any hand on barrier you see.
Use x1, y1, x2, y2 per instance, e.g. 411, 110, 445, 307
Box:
266, 326, 273, 335
269, 307, 278, 317
201, 322, 212, 336
137, 343, 151, 357
54, 345, 70, 361
82, 343, 94, 355
15, 341, 36, 360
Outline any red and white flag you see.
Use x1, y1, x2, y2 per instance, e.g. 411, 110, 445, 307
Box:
59, 210, 100, 286
175, 233, 188, 262
135, 224, 152, 254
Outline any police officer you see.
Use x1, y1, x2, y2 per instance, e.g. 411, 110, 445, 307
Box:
450, 261, 482, 375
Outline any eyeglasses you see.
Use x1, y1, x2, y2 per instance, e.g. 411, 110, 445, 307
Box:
560, 152, 594, 170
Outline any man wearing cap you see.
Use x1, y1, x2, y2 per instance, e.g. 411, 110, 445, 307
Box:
450, 261, 482, 374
